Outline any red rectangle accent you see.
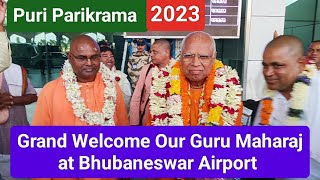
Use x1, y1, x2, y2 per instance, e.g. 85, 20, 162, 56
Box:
147, 0, 205, 31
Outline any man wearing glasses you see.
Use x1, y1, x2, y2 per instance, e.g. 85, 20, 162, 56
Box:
33, 35, 129, 129
127, 38, 151, 90
147, 31, 243, 126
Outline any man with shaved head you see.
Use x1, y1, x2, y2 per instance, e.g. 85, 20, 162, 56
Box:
306, 40, 320, 70
146, 31, 243, 126
33, 35, 129, 130
254, 35, 306, 125
254, 35, 320, 179
130, 39, 173, 125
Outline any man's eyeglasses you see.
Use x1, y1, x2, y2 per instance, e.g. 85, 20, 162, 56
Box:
69, 52, 101, 63
137, 43, 145, 46
182, 53, 213, 63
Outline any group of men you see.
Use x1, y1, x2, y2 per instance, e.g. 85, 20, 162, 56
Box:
29, 34, 320, 180
1, 0, 320, 179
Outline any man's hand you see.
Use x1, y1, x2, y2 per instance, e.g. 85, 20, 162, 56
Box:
0, 0, 7, 31
0, 93, 13, 110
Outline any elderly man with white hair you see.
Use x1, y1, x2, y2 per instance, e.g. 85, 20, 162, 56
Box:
146, 31, 243, 126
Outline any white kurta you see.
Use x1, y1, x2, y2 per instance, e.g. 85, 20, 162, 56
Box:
304, 71, 320, 179
254, 72, 320, 179
115, 70, 132, 111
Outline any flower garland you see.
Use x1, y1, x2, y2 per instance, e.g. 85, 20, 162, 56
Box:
149, 61, 176, 126
115, 76, 121, 81
111, 66, 121, 81
260, 64, 317, 125
61, 61, 116, 126
150, 60, 242, 126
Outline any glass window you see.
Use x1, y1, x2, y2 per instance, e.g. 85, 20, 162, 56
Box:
285, 0, 319, 50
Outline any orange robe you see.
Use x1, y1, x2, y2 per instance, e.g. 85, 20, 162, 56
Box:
190, 88, 203, 126
32, 73, 129, 126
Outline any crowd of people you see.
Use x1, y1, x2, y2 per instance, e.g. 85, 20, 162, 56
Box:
0, 1, 320, 180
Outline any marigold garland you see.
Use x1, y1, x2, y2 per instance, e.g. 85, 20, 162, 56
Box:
259, 98, 273, 125
157, 60, 242, 126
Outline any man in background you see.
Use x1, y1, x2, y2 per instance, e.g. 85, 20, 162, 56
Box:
306, 40, 320, 70
0, 63, 37, 180
127, 38, 150, 90
99, 44, 132, 112
130, 39, 172, 126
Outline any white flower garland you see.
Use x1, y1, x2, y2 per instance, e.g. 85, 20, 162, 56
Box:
166, 64, 183, 126
61, 61, 116, 126
221, 66, 243, 125
167, 64, 242, 126
197, 66, 242, 126
149, 61, 176, 126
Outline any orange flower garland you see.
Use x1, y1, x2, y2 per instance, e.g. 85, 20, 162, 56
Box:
167, 60, 242, 126
150, 59, 243, 126
260, 98, 273, 125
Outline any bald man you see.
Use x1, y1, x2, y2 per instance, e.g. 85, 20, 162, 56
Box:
254, 35, 319, 179
33, 35, 129, 130
130, 39, 173, 125
254, 35, 306, 126
145, 31, 243, 126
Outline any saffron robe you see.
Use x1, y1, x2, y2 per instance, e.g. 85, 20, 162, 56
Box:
32, 73, 129, 126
